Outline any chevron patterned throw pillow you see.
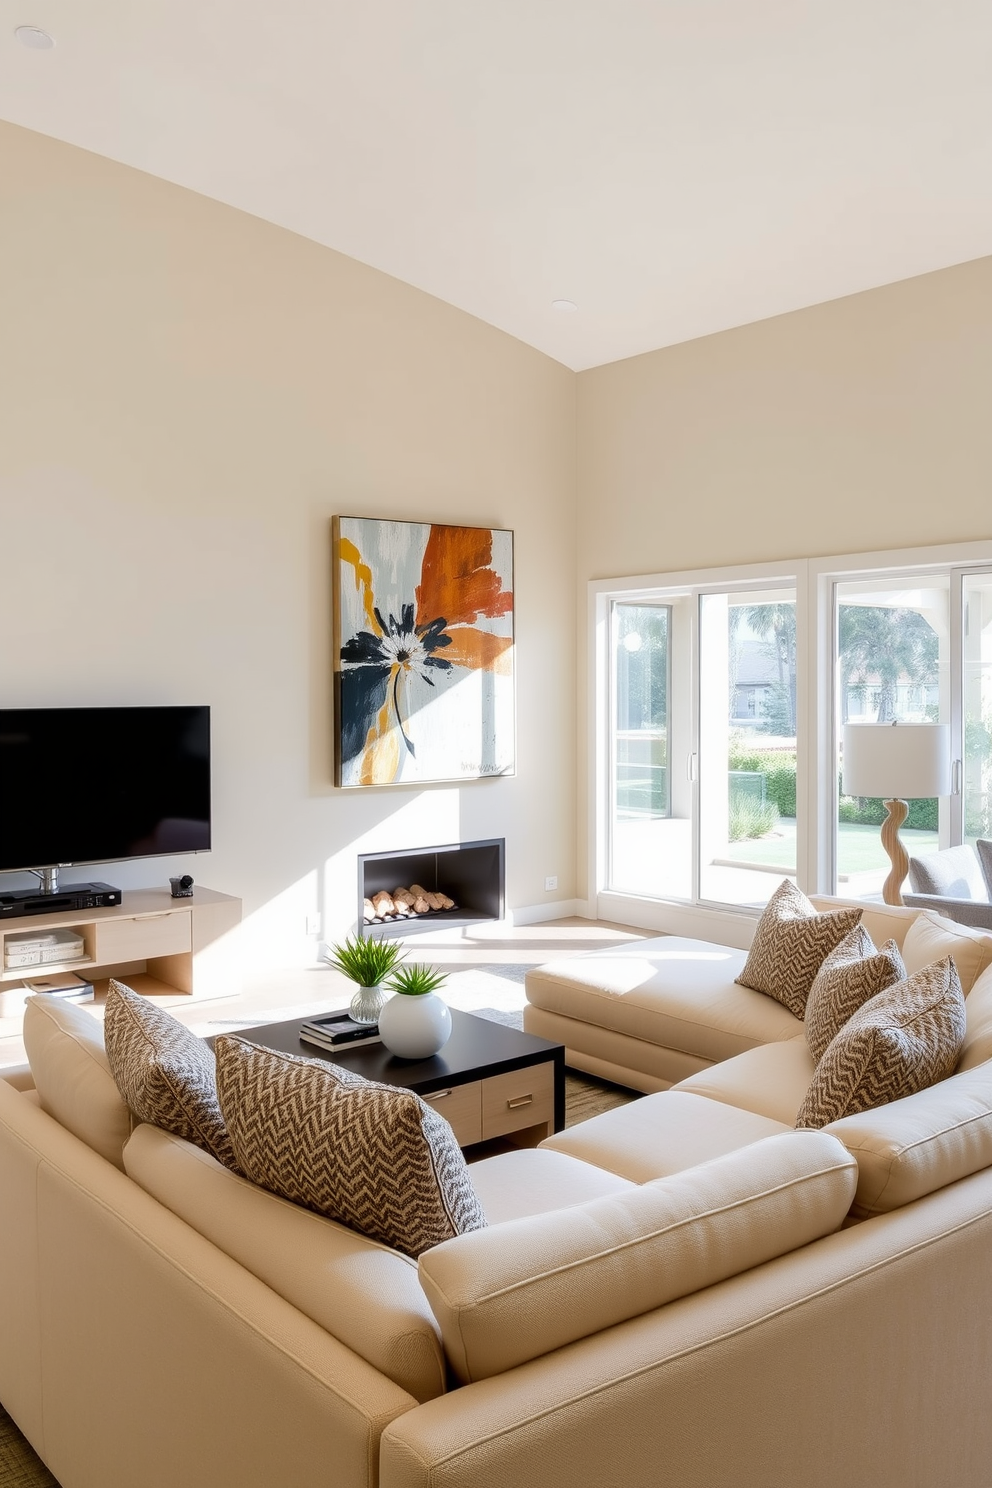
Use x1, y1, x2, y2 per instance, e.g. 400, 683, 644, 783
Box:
215, 1035, 487, 1259
104, 979, 237, 1170
796, 956, 966, 1130
804, 926, 906, 1064
736, 880, 863, 1018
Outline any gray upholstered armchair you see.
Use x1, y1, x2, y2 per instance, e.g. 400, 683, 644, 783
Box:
903, 842, 992, 929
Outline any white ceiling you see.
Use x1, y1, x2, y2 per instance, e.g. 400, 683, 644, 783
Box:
3, 1, 992, 371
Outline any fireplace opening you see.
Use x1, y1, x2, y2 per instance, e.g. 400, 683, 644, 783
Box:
358, 838, 505, 938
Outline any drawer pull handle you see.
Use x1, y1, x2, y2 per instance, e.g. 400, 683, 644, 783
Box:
425, 1089, 452, 1101
507, 1094, 534, 1110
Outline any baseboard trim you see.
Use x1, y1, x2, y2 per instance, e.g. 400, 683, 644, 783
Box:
509, 899, 589, 927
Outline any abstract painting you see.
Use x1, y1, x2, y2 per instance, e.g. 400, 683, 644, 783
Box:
333, 517, 515, 787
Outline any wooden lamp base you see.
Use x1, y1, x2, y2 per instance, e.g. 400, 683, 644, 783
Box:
880, 798, 910, 906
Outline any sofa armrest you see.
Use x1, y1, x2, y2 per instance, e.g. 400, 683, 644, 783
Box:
385, 1167, 992, 1488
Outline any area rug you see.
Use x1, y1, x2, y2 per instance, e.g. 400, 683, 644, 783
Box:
0, 1409, 58, 1488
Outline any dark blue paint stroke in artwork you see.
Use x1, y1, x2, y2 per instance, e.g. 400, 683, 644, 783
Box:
339, 664, 390, 767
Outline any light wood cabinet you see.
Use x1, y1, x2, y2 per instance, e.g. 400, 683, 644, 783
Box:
0, 888, 241, 1019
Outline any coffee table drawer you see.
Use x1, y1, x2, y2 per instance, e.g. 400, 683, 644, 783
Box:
421, 1080, 483, 1146
94, 911, 192, 963
482, 1062, 555, 1140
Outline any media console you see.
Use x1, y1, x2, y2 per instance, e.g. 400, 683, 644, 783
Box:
0, 886, 241, 1026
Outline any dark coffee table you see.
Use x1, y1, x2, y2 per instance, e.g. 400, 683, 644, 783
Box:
226, 1007, 566, 1149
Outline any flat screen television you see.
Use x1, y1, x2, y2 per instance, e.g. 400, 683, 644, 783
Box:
0, 706, 211, 879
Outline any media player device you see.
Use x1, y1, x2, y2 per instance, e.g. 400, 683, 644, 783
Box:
0, 883, 123, 920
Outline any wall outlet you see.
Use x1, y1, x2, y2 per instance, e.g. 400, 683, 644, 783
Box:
306, 912, 322, 937
544, 875, 558, 892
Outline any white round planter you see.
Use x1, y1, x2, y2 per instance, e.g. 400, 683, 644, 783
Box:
378, 992, 452, 1059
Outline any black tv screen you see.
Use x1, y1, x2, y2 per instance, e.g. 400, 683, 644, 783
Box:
0, 707, 211, 874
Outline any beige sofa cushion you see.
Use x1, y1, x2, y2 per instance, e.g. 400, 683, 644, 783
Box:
825, 1063, 992, 1216
540, 1090, 791, 1182
526, 938, 801, 1065
123, 1122, 446, 1403
736, 880, 862, 1018
901, 910, 992, 994
957, 964, 992, 1071
467, 1148, 636, 1222
104, 980, 236, 1169
805, 928, 905, 1064
23, 995, 132, 1169
216, 1034, 486, 1259
797, 958, 967, 1129
673, 1036, 817, 1125
419, 1131, 857, 1384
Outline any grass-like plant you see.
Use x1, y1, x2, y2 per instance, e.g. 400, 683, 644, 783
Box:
325, 935, 405, 987
386, 963, 448, 997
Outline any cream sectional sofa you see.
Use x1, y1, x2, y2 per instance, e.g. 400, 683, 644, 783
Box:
3, 897, 992, 1487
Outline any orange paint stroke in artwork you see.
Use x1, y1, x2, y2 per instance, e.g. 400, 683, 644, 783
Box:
416, 526, 512, 630
440, 629, 514, 674
339, 537, 382, 637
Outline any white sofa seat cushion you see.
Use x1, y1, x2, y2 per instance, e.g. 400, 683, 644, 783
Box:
467, 1148, 636, 1223
23, 995, 132, 1169
540, 1090, 791, 1182
673, 1035, 817, 1125
824, 1062, 992, 1216
525, 937, 802, 1065
419, 1131, 857, 1384
123, 1122, 447, 1403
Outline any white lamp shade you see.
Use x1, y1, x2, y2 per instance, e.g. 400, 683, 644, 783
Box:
842, 723, 950, 800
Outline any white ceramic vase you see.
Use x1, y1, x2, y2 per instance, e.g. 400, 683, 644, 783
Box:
348, 982, 390, 1026
378, 991, 452, 1059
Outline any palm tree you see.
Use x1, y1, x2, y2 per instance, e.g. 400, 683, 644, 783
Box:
838, 606, 938, 723
744, 604, 797, 734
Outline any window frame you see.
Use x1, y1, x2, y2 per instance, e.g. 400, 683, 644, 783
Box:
591, 539, 992, 942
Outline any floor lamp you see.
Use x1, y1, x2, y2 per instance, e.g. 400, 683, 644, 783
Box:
842, 723, 951, 906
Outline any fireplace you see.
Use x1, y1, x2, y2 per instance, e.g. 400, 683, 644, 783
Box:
358, 838, 505, 938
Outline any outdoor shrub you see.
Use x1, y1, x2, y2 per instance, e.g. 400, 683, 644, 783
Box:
728, 796, 779, 842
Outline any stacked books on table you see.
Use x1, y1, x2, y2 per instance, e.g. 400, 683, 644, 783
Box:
22, 971, 94, 1003
300, 1011, 382, 1053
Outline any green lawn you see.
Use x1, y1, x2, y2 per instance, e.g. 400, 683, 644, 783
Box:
724, 819, 939, 872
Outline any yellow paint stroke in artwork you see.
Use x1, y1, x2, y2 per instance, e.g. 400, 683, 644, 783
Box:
339, 538, 381, 636
360, 671, 401, 784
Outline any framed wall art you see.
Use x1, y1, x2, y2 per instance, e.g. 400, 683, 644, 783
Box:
332, 517, 515, 787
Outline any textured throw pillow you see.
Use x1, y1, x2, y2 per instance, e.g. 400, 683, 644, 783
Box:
214, 1035, 487, 1259
103, 979, 236, 1169
804, 926, 906, 1064
796, 957, 966, 1130
736, 880, 863, 1018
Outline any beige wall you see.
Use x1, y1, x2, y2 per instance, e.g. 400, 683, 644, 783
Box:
575, 257, 992, 898
0, 123, 577, 965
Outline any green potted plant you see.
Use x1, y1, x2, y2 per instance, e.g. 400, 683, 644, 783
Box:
378, 963, 452, 1058
325, 935, 406, 1024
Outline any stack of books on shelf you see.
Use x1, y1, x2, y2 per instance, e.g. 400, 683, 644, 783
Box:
22, 971, 94, 1003
300, 1011, 382, 1053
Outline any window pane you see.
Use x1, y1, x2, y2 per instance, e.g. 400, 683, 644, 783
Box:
835, 576, 948, 894
963, 573, 992, 844
609, 602, 690, 899
699, 589, 797, 908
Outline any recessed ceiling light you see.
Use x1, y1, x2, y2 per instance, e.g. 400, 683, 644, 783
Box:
15, 25, 55, 49
552, 299, 578, 313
